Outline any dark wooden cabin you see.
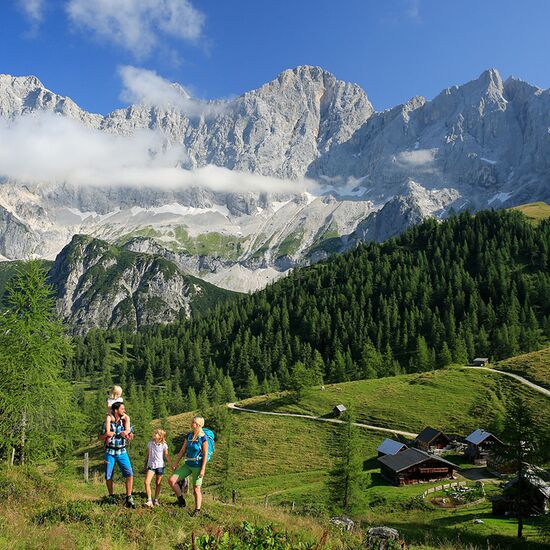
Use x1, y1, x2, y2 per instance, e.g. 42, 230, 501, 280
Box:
464, 429, 502, 463
378, 448, 458, 486
492, 474, 550, 516
414, 427, 451, 452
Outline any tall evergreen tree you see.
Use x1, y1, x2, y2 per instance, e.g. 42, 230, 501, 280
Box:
0, 261, 78, 463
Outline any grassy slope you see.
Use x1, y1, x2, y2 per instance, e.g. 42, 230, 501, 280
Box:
3, 365, 549, 548
161, 365, 550, 549
0, 466, 356, 550
239, 366, 550, 435
511, 202, 550, 225
496, 346, 550, 389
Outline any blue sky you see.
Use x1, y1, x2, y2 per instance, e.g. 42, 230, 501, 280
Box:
2, 0, 550, 114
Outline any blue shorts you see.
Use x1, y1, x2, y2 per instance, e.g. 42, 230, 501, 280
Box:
104, 452, 133, 480
147, 467, 165, 475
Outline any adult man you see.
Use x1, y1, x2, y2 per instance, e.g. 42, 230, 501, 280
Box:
101, 402, 136, 508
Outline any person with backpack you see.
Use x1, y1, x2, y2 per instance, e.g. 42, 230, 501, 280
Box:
100, 402, 136, 508
168, 416, 214, 516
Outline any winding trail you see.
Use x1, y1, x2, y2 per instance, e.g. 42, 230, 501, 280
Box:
462, 367, 550, 398
227, 403, 417, 438
227, 367, 548, 440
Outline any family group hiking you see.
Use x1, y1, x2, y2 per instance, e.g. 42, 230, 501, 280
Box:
100, 385, 214, 514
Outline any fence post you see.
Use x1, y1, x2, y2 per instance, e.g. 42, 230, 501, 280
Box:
191, 531, 196, 550
83, 452, 89, 483
232, 489, 237, 505
291, 501, 295, 512
10, 448, 15, 467
264, 495, 268, 509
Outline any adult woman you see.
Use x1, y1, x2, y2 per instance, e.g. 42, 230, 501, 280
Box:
168, 416, 208, 516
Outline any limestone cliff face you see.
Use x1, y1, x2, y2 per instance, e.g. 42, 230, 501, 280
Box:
49, 235, 224, 334
1, 67, 549, 294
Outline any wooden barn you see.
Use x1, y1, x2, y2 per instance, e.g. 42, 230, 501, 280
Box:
378, 448, 458, 486
414, 427, 451, 452
377, 438, 407, 457
464, 429, 502, 463
492, 474, 550, 516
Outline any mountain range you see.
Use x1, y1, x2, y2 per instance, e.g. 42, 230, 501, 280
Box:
0, 66, 549, 304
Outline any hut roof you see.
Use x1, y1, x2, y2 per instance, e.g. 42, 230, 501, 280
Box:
377, 439, 407, 455
378, 448, 458, 473
415, 426, 449, 445
465, 429, 502, 446
502, 475, 550, 499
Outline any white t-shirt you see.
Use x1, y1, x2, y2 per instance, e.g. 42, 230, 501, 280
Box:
107, 396, 123, 409
147, 441, 168, 469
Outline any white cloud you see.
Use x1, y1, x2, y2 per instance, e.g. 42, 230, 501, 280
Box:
396, 148, 437, 167
66, 0, 205, 57
118, 66, 228, 117
18, 0, 44, 25
0, 112, 312, 194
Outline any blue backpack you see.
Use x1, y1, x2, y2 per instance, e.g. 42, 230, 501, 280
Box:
187, 428, 215, 462
203, 428, 215, 462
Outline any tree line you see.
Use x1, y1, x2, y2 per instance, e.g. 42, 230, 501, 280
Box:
65, 209, 549, 419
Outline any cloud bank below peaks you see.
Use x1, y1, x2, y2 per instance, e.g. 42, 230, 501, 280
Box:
0, 112, 313, 194
118, 66, 230, 117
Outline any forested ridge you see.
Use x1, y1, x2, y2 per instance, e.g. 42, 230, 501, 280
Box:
68, 210, 550, 419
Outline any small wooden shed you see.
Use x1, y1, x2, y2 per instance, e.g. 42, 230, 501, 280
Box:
471, 357, 489, 367
333, 404, 347, 417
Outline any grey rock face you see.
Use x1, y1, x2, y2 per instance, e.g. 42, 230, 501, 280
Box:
0, 66, 549, 295
0, 205, 40, 258
49, 234, 211, 334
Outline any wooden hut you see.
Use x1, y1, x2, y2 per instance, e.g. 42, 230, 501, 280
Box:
378, 448, 458, 486
377, 438, 407, 457
492, 474, 550, 516
471, 357, 489, 367
333, 404, 347, 417
464, 429, 502, 463
414, 427, 451, 452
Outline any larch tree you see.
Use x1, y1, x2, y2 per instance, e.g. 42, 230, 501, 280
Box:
0, 261, 77, 463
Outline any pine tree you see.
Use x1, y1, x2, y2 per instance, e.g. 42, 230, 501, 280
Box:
328, 409, 363, 514
0, 261, 78, 463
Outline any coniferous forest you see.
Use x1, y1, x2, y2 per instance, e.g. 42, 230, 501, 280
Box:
67, 210, 550, 420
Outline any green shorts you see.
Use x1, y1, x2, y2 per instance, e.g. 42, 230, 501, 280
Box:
174, 463, 204, 487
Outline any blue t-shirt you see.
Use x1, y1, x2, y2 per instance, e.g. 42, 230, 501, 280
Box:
185, 432, 208, 465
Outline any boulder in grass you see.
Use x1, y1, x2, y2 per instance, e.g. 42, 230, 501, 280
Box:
329, 516, 355, 531
366, 526, 400, 549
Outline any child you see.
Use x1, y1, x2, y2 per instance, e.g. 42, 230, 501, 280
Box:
144, 429, 171, 508
105, 385, 131, 447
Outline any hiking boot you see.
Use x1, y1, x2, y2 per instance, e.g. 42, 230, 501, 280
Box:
126, 495, 136, 509
191, 509, 201, 517
177, 495, 186, 508
106, 494, 116, 505
153, 499, 160, 506
145, 499, 153, 508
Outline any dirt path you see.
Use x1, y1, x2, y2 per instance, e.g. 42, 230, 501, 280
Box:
462, 366, 550, 398
227, 403, 417, 438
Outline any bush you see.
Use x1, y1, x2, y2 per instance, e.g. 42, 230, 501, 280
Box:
175, 522, 317, 549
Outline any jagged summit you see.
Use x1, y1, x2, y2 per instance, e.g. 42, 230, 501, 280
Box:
1, 67, 550, 296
